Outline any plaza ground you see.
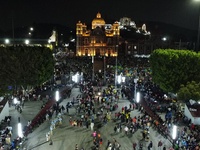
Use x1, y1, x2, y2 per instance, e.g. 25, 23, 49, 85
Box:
8, 87, 173, 150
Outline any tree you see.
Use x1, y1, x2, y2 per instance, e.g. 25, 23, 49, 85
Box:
150, 49, 200, 93
0, 46, 54, 94
177, 81, 200, 102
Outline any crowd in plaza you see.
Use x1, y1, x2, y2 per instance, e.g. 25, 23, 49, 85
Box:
24, 56, 200, 150
3, 55, 200, 150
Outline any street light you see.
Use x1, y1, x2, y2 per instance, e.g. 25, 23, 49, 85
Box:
92, 38, 95, 82
117, 75, 122, 84
30, 27, 34, 31
136, 92, 140, 103
134, 78, 138, 102
18, 123, 23, 138
162, 37, 167, 41
13, 98, 18, 105
115, 45, 118, 88
194, 0, 200, 52
55, 90, 60, 102
25, 39, 30, 45
5, 39, 10, 44
104, 52, 106, 85
172, 125, 177, 148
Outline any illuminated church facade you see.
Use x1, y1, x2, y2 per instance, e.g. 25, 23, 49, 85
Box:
76, 13, 120, 57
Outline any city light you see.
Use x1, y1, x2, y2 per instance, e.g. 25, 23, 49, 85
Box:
5, 39, 10, 44
162, 37, 167, 41
194, 0, 200, 51
122, 76, 125, 83
18, 123, 23, 138
172, 125, 177, 140
72, 73, 80, 83
13, 98, 18, 104
30, 27, 34, 31
134, 78, 138, 102
117, 75, 122, 84
136, 92, 140, 103
25, 39, 30, 45
55, 90, 60, 101
117, 74, 125, 84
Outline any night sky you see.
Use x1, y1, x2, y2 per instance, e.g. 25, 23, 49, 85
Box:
0, 0, 199, 31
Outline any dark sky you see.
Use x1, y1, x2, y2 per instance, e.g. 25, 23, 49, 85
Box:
0, 0, 199, 31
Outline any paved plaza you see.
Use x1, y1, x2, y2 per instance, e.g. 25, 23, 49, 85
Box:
7, 86, 173, 150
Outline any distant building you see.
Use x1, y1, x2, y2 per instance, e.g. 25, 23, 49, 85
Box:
119, 17, 136, 29
0, 38, 53, 50
76, 12, 120, 57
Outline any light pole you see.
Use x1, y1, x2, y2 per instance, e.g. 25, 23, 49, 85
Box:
115, 45, 118, 88
55, 90, 60, 102
5, 39, 10, 44
104, 53, 106, 85
134, 78, 138, 102
18, 122, 23, 138
136, 92, 140, 103
197, 3, 200, 51
194, 0, 200, 52
92, 38, 95, 82
172, 125, 177, 148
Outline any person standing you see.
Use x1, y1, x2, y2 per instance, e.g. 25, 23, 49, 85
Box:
114, 125, 117, 133
66, 105, 69, 114
158, 140, 163, 150
163, 145, 166, 150
7, 117, 10, 126
132, 142, 137, 150
99, 138, 103, 149
124, 125, 129, 135
90, 122, 94, 131
129, 103, 132, 110
148, 141, 153, 150
75, 144, 78, 150
86, 120, 89, 128
106, 140, 111, 149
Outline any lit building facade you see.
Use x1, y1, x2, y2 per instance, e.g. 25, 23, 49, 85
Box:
76, 13, 120, 57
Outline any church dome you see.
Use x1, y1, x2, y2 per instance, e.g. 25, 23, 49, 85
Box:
92, 12, 105, 29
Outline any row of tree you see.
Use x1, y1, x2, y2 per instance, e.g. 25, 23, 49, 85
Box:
0, 46, 54, 94
150, 49, 200, 102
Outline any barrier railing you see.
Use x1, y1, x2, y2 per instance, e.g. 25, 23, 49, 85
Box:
24, 99, 56, 136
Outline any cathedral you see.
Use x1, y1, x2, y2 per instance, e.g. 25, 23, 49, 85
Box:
76, 12, 120, 57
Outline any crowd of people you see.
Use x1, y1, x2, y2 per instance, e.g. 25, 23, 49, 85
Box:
4, 55, 200, 150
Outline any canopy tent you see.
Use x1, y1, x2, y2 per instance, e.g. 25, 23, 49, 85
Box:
184, 100, 200, 125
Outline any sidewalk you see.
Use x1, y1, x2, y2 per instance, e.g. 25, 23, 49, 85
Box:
9, 100, 43, 140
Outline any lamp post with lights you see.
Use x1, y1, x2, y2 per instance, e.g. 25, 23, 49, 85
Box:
172, 125, 177, 148
195, 0, 200, 51
55, 90, 60, 102
115, 45, 118, 88
134, 78, 138, 103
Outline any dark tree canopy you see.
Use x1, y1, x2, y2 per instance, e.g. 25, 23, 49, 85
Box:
177, 81, 200, 102
150, 49, 200, 93
0, 46, 54, 93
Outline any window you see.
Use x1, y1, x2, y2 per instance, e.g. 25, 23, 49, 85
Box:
84, 38, 88, 44
107, 38, 111, 44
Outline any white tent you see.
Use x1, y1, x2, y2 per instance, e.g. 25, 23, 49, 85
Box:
184, 100, 200, 125
0, 98, 9, 122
